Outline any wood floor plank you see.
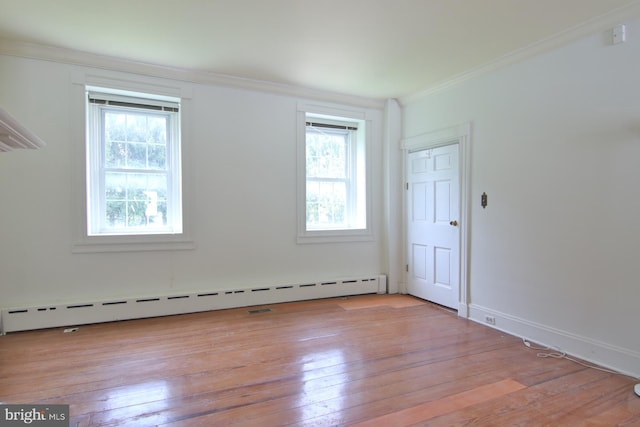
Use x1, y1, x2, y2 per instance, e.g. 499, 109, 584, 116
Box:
410, 369, 635, 426
0, 294, 637, 426
83, 320, 514, 424
158, 353, 524, 427
566, 386, 640, 426
349, 379, 526, 427
336, 294, 427, 310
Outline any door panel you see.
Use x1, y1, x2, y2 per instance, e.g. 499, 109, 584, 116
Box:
407, 144, 460, 309
412, 244, 428, 280
412, 182, 428, 222
434, 246, 451, 288
434, 180, 451, 222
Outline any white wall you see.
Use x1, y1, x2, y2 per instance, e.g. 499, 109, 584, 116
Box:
3, 19, 638, 378
382, 99, 403, 294
0, 55, 385, 308
402, 21, 640, 376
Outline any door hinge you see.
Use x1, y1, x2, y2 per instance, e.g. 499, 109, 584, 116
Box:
406, 264, 409, 272
405, 182, 409, 190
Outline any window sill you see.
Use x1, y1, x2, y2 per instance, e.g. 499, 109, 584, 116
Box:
72, 235, 196, 253
297, 229, 374, 244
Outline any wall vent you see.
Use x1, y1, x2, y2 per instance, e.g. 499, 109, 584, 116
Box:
248, 308, 272, 314
0, 275, 386, 334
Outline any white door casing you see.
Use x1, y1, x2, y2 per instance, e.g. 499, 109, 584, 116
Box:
407, 145, 460, 308
401, 123, 471, 316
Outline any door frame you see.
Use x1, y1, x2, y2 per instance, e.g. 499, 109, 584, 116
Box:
401, 123, 471, 317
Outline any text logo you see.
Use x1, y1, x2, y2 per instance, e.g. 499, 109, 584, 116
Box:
0, 405, 68, 426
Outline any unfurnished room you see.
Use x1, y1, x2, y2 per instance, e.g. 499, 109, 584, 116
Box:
1, 1, 639, 425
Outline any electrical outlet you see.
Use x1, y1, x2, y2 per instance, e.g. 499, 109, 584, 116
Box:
485, 315, 496, 325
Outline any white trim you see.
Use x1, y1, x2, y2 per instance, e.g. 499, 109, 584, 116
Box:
0, 39, 384, 110
401, 123, 470, 151
87, 88, 180, 109
70, 71, 195, 253
469, 304, 640, 379
3, 2, 640, 108
86, 92, 182, 236
400, 2, 640, 105
401, 123, 471, 316
296, 102, 374, 244
0, 107, 46, 151
0, 275, 382, 334
382, 99, 403, 295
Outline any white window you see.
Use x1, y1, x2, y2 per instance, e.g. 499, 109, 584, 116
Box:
86, 88, 182, 236
297, 104, 372, 243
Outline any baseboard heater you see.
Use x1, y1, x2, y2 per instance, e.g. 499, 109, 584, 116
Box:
0, 275, 386, 334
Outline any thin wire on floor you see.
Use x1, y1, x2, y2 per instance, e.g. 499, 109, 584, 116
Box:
521, 337, 640, 382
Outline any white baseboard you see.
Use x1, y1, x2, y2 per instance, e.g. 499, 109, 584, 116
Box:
469, 304, 640, 379
457, 303, 469, 318
1, 275, 382, 334
377, 274, 387, 294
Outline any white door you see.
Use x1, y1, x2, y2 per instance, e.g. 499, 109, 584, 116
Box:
407, 144, 460, 309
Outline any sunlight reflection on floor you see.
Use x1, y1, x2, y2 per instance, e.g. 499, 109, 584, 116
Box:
298, 349, 347, 423
86, 380, 170, 425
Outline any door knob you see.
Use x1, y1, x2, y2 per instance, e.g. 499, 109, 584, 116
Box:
449, 220, 458, 226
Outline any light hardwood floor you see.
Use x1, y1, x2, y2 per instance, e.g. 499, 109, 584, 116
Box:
0, 294, 638, 426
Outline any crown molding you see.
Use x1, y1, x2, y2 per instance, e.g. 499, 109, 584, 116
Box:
0, 39, 385, 110
400, 1, 640, 106
0, 106, 46, 151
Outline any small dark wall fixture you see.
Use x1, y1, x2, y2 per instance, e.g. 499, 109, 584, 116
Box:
481, 192, 488, 209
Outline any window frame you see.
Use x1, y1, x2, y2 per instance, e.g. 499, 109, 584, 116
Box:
71, 73, 194, 253
86, 89, 182, 236
297, 102, 373, 244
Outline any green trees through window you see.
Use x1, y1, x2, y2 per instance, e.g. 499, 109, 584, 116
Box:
305, 127, 348, 227
302, 112, 366, 235
86, 89, 182, 236
103, 111, 168, 229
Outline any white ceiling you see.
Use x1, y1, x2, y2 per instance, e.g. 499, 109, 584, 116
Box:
1, 0, 639, 100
